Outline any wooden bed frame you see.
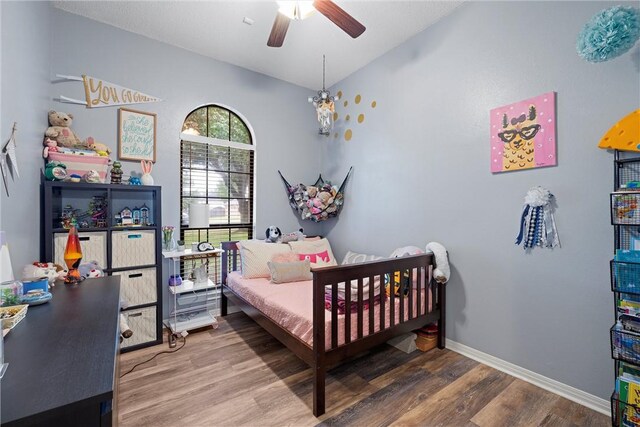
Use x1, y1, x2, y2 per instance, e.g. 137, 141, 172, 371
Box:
220, 241, 446, 417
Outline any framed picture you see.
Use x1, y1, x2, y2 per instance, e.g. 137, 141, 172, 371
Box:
118, 108, 156, 162
490, 91, 556, 173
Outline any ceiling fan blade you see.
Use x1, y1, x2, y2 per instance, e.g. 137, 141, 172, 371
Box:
267, 13, 290, 47
312, 0, 366, 38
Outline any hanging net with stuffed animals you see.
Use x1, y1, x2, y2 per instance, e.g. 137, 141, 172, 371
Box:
278, 167, 352, 222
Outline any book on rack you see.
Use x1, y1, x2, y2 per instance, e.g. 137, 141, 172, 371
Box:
616, 372, 640, 427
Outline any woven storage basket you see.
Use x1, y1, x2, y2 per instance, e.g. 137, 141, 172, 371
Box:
0, 304, 28, 330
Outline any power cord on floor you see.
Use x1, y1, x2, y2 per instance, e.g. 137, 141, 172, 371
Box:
120, 335, 187, 378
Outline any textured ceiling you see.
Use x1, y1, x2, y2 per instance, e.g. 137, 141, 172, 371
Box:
53, 1, 463, 89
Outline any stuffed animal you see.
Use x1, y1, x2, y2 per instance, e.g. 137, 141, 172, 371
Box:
280, 228, 305, 243
128, 176, 141, 185
78, 261, 104, 280
45, 110, 85, 149
265, 226, 282, 243
85, 136, 111, 156
389, 246, 424, 258
140, 160, 154, 185
42, 138, 59, 158
22, 262, 67, 285
426, 242, 450, 284
83, 170, 102, 183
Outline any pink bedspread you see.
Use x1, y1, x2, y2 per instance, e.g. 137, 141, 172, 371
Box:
226, 271, 432, 349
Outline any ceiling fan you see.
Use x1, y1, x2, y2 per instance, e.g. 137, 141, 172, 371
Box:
267, 0, 366, 48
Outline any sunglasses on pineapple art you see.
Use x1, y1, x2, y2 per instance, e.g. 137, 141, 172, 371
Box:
498, 124, 541, 143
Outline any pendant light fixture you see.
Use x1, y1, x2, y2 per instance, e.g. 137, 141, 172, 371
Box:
308, 55, 339, 136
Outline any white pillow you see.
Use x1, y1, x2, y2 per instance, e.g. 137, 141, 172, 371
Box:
238, 240, 291, 279
342, 251, 384, 265
288, 238, 338, 268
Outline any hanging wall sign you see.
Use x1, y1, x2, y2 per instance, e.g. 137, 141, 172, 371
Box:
118, 108, 156, 162
490, 92, 557, 173
82, 75, 161, 108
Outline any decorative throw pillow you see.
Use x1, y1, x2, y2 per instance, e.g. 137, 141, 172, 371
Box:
288, 238, 338, 268
238, 240, 291, 279
268, 259, 312, 284
342, 251, 384, 265
271, 252, 300, 263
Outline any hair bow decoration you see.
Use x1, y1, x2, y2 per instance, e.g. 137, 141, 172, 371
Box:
515, 186, 560, 249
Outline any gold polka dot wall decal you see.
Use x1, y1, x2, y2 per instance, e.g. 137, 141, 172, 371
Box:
371, 101, 377, 108
344, 129, 353, 141
358, 114, 365, 123
337, 90, 343, 99
344, 100, 348, 107
345, 114, 350, 121
355, 94, 361, 104
333, 112, 338, 121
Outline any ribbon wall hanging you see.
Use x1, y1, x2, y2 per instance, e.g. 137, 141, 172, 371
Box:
515, 186, 560, 249
279, 167, 352, 222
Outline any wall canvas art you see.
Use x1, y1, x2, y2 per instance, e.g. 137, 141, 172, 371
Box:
490, 92, 556, 173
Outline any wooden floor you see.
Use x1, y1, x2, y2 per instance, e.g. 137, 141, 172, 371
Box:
118, 313, 610, 427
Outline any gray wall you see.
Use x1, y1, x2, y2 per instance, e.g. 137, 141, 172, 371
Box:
1, 1, 52, 274
320, 1, 640, 400
1, 4, 323, 314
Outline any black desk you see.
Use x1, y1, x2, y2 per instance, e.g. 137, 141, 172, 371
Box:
1, 276, 121, 426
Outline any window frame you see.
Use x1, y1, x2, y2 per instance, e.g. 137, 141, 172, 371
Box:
179, 103, 256, 247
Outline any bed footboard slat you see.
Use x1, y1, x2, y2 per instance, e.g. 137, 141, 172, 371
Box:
331, 283, 338, 350
399, 269, 405, 323
390, 270, 396, 327
345, 279, 351, 344
368, 275, 374, 336
408, 267, 414, 320
379, 273, 385, 330
357, 278, 364, 339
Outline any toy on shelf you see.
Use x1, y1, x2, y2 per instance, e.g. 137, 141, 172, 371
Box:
120, 207, 133, 226
140, 160, 154, 185
82, 170, 101, 183
45, 111, 85, 149
59, 196, 108, 229
128, 176, 141, 185
85, 137, 111, 157
110, 161, 123, 184
140, 204, 150, 226
42, 138, 59, 158
44, 161, 67, 181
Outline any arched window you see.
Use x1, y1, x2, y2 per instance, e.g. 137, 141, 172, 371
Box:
180, 105, 255, 249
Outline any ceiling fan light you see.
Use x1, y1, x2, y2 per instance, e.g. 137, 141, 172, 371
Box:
277, 1, 315, 20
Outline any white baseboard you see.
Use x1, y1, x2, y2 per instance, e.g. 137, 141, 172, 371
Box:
445, 339, 611, 417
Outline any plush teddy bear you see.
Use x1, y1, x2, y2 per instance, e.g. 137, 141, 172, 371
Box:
85, 136, 111, 156
42, 138, 59, 158
45, 110, 85, 149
